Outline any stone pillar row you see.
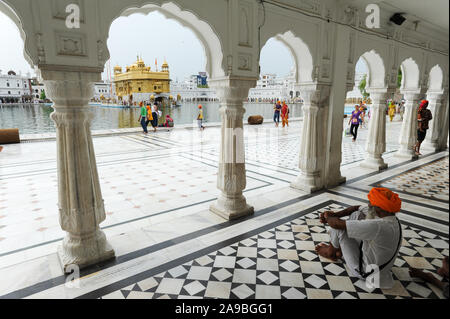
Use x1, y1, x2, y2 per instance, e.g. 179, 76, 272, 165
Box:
41, 68, 447, 272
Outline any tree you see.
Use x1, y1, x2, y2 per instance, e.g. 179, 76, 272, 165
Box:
40, 90, 46, 100
359, 74, 370, 100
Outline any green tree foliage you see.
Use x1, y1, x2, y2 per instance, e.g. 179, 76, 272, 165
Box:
40, 90, 46, 100
359, 74, 370, 99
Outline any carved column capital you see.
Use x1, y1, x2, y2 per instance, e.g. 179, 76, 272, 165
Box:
366, 88, 389, 102
209, 76, 257, 105
297, 82, 331, 107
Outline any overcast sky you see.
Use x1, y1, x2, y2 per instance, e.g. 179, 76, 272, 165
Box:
0, 10, 366, 80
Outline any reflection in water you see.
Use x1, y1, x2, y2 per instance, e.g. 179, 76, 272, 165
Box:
0, 102, 306, 134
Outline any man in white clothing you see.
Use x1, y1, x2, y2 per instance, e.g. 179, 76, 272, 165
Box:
315, 187, 403, 289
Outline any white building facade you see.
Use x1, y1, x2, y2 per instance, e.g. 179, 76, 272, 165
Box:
92, 81, 114, 100
1, 0, 447, 272
170, 80, 217, 101
0, 70, 32, 103
248, 69, 301, 102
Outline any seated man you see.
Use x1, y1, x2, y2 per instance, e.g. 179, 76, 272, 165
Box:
315, 187, 403, 289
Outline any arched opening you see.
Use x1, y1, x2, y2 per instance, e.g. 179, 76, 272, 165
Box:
399, 58, 420, 91
104, 10, 216, 127
0, 8, 51, 132
244, 30, 314, 178
108, 2, 224, 79
428, 65, 444, 92
343, 50, 397, 166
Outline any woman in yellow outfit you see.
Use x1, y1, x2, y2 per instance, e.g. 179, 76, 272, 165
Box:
388, 101, 396, 122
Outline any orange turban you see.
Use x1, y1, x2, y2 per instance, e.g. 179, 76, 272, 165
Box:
368, 187, 401, 213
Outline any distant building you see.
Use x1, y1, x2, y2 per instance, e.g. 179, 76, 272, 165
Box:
346, 73, 366, 103
113, 57, 171, 104
0, 70, 33, 103
170, 79, 217, 102
196, 72, 208, 87
248, 68, 300, 102
93, 81, 114, 101
31, 82, 45, 101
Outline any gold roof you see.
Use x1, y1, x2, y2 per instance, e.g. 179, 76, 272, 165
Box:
113, 57, 170, 84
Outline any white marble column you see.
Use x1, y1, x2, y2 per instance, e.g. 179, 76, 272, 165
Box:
41, 69, 115, 272
291, 83, 331, 193
423, 90, 446, 152
209, 77, 256, 220
360, 89, 389, 170
396, 90, 421, 160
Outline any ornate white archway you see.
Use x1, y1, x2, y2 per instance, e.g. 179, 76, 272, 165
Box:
274, 31, 314, 83
0, 1, 34, 70
428, 64, 444, 92
105, 2, 225, 79
400, 58, 421, 90
360, 50, 386, 89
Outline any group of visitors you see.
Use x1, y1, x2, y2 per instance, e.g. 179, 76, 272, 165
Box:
273, 101, 290, 127
138, 102, 174, 134
347, 99, 431, 155
387, 100, 406, 121
314, 186, 449, 296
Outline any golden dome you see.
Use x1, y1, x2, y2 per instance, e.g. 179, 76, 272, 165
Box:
150, 95, 155, 100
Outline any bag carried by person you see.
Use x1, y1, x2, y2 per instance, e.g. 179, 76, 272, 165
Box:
344, 126, 352, 137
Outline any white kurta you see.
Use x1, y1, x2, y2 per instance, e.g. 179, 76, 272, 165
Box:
329, 206, 402, 289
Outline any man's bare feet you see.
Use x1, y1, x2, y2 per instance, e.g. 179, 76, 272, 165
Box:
409, 268, 432, 281
437, 257, 449, 278
315, 243, 342, 261
409, 267, 445, 290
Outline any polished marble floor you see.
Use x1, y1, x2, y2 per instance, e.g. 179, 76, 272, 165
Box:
0, 119, 448, 299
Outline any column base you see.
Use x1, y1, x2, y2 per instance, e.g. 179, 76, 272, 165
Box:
57, 229, 115, 273
395, 149, 418, 161
290, 172, 323, 194
360, 155, 388, 171
210, 194, 254, 220
422, 141, 440, 153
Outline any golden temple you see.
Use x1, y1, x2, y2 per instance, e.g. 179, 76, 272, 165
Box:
113, 56, 171, 101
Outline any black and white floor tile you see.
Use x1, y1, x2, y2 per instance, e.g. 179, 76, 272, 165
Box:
101, 204, 449, 300
379, 157, 449, 201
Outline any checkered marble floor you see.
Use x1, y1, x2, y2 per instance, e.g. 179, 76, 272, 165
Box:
101, 204, 448, 300
380, 157, 449, 201
242, 125, 399, 172
0, 120, 447, 300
